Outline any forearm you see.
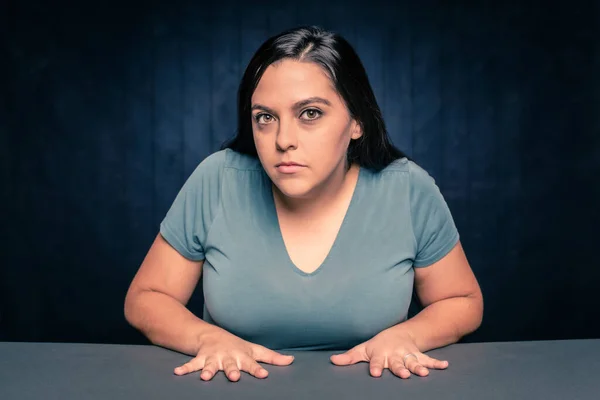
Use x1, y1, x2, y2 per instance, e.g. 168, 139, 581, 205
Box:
391, 294, 483, 352
124, 289, 220, 356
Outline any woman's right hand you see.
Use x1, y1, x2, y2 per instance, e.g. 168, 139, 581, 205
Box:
173, 327, 295, 381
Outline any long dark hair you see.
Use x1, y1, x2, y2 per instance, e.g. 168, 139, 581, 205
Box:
221, 25, 410, 172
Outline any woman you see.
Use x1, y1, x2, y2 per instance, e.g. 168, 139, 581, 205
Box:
124, 26, 483, 382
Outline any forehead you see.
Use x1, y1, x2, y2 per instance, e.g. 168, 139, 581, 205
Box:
251, 59, 338, 104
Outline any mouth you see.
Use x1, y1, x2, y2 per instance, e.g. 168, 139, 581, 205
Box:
275, 162, 306, 174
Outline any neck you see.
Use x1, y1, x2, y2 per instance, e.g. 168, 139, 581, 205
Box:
273, 162, 359, 218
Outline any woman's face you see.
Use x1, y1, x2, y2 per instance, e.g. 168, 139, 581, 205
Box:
251, 59, 362, 199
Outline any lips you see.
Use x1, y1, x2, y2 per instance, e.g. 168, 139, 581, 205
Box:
275, 162, 306, 174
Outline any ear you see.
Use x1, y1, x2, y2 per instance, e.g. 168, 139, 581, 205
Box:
350, 120, 363, 140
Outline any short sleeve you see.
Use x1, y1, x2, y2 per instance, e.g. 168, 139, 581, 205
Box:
409, 161, 460, 268
159, 150, 227, 261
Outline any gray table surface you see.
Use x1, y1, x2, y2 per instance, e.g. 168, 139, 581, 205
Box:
1, 339, 599, 399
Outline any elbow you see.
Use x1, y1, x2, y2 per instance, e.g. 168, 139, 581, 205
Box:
123, 292, 134, 327
123, 286, 142, 328
452, 291, 484, 343
466, 291, 484, 335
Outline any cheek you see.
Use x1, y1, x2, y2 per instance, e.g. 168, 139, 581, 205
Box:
252, 131, 276, 167
252, 129, 267, 149
312, 126, 352, 153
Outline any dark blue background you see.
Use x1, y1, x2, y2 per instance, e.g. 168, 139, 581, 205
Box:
2, 0, 599, 345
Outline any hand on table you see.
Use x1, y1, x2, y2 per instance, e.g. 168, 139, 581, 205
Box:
330, 328, 449, 379
173, 327, 294, 382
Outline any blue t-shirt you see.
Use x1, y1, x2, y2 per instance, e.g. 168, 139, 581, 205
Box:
159, 149, 459, 351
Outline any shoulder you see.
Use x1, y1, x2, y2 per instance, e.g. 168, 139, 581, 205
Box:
185, 149, 263, 189
372, 157, 439, 194
193, 148, 261, 172
222, 148, 263, 171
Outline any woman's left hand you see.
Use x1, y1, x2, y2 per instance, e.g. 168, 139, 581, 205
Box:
329, 328, 449, 378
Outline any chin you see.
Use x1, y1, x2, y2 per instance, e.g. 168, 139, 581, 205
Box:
272, 179, 315, 199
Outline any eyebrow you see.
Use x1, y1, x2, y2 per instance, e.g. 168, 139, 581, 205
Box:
251, 96, 332, 114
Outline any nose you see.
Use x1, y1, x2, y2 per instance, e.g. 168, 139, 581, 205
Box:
275, 120, 298, 151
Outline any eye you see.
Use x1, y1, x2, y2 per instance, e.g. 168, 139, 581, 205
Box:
254, 113, 275, 125
300, 109, 322, 121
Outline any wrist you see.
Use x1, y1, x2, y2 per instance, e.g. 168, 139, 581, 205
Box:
387, 321, 420, 349
192, 321, 222, 353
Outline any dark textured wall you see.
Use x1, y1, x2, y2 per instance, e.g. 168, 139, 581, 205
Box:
2, 0, 599, 345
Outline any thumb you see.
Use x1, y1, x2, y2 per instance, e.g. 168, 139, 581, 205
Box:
253, 346, 295, 366
330, 348, 366, 366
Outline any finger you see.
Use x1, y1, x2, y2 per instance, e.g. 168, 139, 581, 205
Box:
174, 356, 204, 376
389, 358, 411, 379
222, 356, 241, 382
200, 356, 220, 381
330, 347, 367, 366
369, 355, 386, 377
252, 346, 295, 366
404, 355, 429, 377
419, 354, 449, 370
241, 356, 269, 379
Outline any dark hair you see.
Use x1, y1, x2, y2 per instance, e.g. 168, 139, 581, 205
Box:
221, 25, 410, 172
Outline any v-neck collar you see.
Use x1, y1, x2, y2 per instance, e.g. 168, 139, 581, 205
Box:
266, 166, 363, 277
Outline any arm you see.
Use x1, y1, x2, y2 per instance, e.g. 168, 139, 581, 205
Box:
124, 233, 221, 356
389, 241, 484, 352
